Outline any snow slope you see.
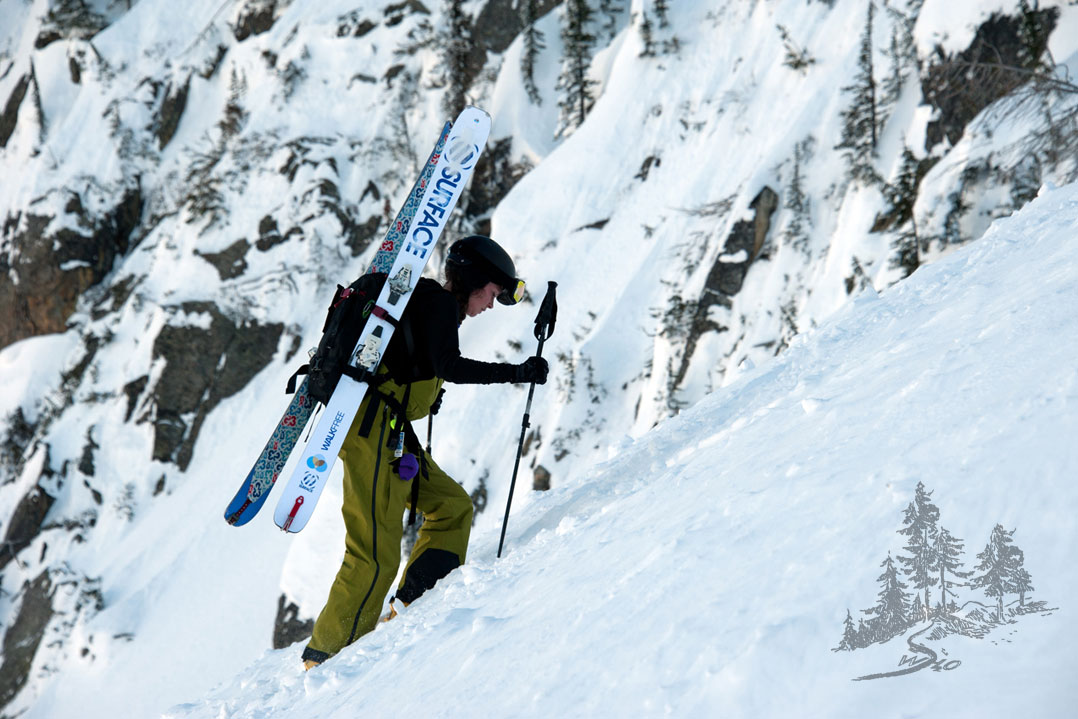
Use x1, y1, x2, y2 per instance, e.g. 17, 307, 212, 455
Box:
164, 180, 1078, 718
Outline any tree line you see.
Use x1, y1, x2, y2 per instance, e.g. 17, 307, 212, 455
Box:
835, 481, 1036, 651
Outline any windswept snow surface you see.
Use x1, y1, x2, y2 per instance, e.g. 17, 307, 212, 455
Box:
166, 184, 1078, 718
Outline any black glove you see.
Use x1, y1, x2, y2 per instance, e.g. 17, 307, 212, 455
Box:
514, 356, 549, 385
430, 388, 445, 415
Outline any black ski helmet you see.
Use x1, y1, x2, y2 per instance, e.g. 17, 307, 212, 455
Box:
446, 235, 525, 305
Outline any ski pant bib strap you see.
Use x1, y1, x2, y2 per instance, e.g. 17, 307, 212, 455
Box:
305, 376, 467, 660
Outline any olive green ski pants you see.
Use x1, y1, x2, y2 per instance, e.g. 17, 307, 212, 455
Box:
306, 376, 473, 659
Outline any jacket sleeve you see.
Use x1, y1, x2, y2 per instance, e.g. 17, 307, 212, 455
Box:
426, 294, 519, 384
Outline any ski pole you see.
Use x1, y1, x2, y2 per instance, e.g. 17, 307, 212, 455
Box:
498, 281, 558, 558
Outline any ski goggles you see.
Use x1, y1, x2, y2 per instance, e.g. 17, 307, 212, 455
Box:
498, 279, 526, 306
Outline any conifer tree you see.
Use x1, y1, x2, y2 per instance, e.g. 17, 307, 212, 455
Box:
442, 0, 471, 118
834, 609, 859, 651
784, 139, 813, 254
1013, 567, 1034, 608
897, 481, 940, 617
856, 617, 870, 644
655, 0, 670, 29
909, 593, 926, 623
934, 525, 969, 612
881, 25, 905, 109
521, 0, 545, 104
864, 553, 911, 641
880, 0, 919, 109
556, 0, 598, 138
638, 11, 656, 58
598, 0, 623, 42
777, 24, 816, 73
970, 524, 1024, 621
885, 145, 925, 278
836, 1, 879, 184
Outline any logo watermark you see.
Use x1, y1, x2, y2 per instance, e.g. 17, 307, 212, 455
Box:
833, 481, 1056, 681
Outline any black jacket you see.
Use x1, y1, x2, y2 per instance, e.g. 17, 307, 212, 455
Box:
381, 278, 517, 385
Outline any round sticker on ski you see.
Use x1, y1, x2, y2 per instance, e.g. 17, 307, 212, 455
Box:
307, 454, 328, 472
444, 134, 480, 172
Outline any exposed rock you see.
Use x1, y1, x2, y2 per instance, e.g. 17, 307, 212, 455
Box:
273, 594, 313, 649
668, 187, 779, 394
708, 186, 779, 298
255, 215, 284, 251
383, 63, 406, 86
0, 186, 143, 352
533, 465, 551, 491
90, 275, 137, 320
233, 0, 279, 42
150, 303, 283, 470
337, 10, 377, 38
384, 0, 430, 28
154, 76, 191, 150
0, 572, 54, 708
474, 0, 559, 55
34, 1, 108, 50
196, 239, 250, 280
77, 427, 98, 477
199, 45, 229, 80
635, 155, 661, 181
0, 408, 35, 480
122, 377, 149, 422
343, 215, 382, 256
921, 7, 1059, 151
0, 73, 30, 148
1, 480, 55, 572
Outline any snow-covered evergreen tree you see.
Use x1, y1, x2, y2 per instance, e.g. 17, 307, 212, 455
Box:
934, 525, 969, 613
598, 0, 624, 42
521, 0, 546, 105
654, 0, 670, 29
970, 524, 1024, 621
836, 1, 879, 184
556, 0, 598, 138
864, 553, 911, 642
638, 10, 656, 58
1014, 566, 1035, 608
442, 0, 471, 117
834, 609, 859, 651
896, 481, 940, 617
783, 138, 813, 255
885, 145, 926, 278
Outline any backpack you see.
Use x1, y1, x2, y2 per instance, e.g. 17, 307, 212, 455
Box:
288, 272, 388, 405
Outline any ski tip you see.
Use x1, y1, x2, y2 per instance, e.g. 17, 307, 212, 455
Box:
461, 105, 492, 124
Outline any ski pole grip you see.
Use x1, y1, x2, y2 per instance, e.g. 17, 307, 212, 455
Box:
534, 281, 558, 342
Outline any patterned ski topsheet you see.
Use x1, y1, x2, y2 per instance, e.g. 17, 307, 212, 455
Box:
223, 121, 452, 527
223, 380, 314, 525
273, 106, 492, 533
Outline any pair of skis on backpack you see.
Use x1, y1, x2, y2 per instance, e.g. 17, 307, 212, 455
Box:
224, 106, 492, 532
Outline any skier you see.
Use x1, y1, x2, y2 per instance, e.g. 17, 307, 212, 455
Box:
301, 235, 548, 669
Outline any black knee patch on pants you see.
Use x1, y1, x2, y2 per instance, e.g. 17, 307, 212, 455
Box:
396, 548, 461, 605
302, 646, 330, 664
